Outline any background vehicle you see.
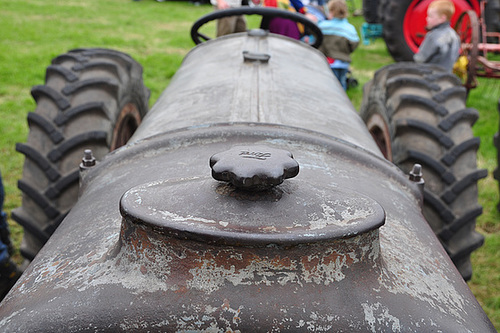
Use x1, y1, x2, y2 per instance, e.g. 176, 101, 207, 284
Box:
362, 0, 500, 62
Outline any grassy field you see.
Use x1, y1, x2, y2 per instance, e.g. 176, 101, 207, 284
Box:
0, 0, 498, 329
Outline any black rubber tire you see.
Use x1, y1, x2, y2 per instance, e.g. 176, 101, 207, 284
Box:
377, 0, 388, 24
485, 0, 500, 40
363, 0, 380, 24
381, 0, 416, 62
12, 48, 149, 262
381, 0, 500, 62
360, 62, 487, 280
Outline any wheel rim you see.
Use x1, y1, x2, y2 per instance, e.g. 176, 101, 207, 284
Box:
366, 113, 392, 161
111, 103, 142, 150
402, 0, 479, 54
454, 10, 479, 90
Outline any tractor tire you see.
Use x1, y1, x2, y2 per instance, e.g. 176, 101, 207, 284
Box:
381, 0, 500, 62
485, 0, 500, 35
360, 62, 487, 280
363, 0, 380, 24
12, 48, 149, 263
381, 0, 418, 61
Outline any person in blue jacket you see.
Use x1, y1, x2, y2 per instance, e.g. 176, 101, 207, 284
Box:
318, 0, 359, 90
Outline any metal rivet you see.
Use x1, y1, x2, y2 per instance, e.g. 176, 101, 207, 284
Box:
409, 164, 422, 182
80, 149, 96, 169
409, 163, 425, 197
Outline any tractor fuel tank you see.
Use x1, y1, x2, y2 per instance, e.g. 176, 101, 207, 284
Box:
130, 29, 381, 156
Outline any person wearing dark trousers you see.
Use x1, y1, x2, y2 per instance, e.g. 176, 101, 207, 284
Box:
0, 170, 21, 301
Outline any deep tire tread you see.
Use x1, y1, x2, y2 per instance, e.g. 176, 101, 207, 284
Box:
15, 143, 61, 181
438, 205, 483, 241
395, 119, 454, 148
441, 137, 481, 166
398, 149, 455, 185
441, 169, 488, 204
16, 48, 149, 262
72, 61, 121, 80
397, 94, 449, 117
423, 191, 455, 224
387, 77, 440, 96
47, 131, 108, 162
27, 112, 64, 144
45, 171, 80, 200
61, 77, 119, 96
52, 53, 88, 65
17, 180, 60, 219
432, 86, 467, 104
439, 108, 479, 131
55, 102, 109, 126
11, 209, 51, 244
31, 85, 71, 110
46, 64, 79, 82
384, 63, 434, 79
360, 62, 485, 279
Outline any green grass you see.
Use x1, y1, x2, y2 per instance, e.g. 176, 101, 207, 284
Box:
0, 0, 498, 329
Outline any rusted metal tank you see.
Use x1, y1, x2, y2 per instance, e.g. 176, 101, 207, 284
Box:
0, 31, 495, 332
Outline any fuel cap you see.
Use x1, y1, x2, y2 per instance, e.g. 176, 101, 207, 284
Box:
210, 145, 299, 191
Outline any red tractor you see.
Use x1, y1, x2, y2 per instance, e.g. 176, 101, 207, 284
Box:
362, 0, 500, 62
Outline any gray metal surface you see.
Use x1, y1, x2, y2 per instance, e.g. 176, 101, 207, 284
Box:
0, 124, 494, 332
131, 31, 382, 156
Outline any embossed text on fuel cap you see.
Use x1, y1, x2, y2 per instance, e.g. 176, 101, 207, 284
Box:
210, 145, 299, 190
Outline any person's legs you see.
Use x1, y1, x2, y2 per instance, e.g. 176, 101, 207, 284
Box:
0, 170, 20, 301
0, 171, 12, 255
217, 16, 238, 37
234, 15, 247, 33
332, 68, 348, 90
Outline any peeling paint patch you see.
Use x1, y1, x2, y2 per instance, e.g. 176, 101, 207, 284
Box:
378, 217, 468, 321
0, 309, 26, 327
307, 198, 375, 230
362, 302, 401, 333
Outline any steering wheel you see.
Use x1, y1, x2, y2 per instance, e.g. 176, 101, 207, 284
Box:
190, 7, 323, 49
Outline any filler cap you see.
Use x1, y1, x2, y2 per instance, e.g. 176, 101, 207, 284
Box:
210, 145, 299, 191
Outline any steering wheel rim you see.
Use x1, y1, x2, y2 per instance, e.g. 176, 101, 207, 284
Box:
190, 7, 323, 48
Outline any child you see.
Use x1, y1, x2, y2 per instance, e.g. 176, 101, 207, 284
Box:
413, 0, 460, 72
318, 0, 359, 90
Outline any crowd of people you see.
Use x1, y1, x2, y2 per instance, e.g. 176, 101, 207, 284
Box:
210, 0, 459, 88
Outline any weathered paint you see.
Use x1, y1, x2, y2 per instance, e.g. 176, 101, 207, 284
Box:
0, 124, 494, 331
